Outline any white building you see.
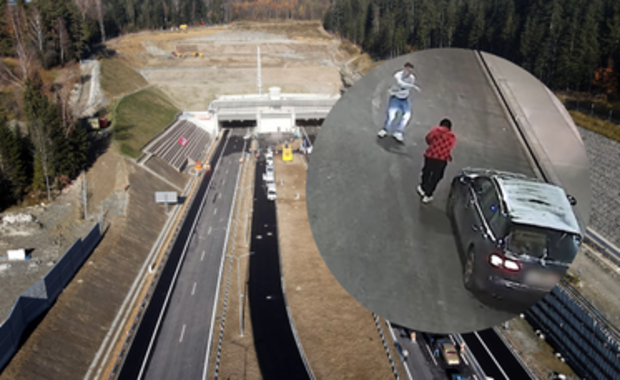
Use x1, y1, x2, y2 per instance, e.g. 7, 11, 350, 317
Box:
184, 87, 339, 135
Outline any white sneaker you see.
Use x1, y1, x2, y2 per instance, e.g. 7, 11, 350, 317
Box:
416, 185, 425, 197
422, 195, 433, 204
377, 129, 388, 138
393, 132, 404, 143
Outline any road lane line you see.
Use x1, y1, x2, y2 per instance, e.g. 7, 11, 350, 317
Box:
203, 137, 247, 380
386, 321, 413, 380
192, 282, 197, 296
201, 251, 205, 261
136, 131, 232, 380
180, 324, 186, 343
425, 344, 437, 366
208, 227, 212, 235
474, 331, 510, 380
214, 208, 218, 215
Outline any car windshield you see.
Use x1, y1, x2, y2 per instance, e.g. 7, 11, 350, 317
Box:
507, 224, 580, 263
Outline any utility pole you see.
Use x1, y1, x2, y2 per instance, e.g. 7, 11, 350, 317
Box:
257, 46, 262, 95
82, 170, 88, 220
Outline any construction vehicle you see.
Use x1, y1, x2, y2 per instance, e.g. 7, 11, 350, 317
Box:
180, 24, 188, 31
191, 52, 203, 58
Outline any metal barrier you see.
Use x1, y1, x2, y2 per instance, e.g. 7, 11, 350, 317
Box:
0, 223, 102, 370
526, 280, 620, 380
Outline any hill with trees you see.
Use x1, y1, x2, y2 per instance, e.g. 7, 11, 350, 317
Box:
323, 0, 620, 96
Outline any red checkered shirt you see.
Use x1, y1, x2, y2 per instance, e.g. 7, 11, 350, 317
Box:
424, 126, 456, 162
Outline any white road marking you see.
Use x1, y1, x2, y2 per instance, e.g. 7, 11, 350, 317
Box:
426, 344, 437, 366
201, 251, 205, 261
474, 331, 510, 380
208, 227, 212, 235
222, 179, 226, 186
192, 282, 196, 295
214, 208, 218, 215
179, 324, 186, 343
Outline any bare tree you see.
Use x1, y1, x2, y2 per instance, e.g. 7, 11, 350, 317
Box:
30, 119, 53, 202
54, 74, 77, 135
95, 0, 106, 43
172, 0, 180, 18
6, 2, 33, 85
28, 6, 45, 61
0, 62, 25, 88
57, 17, 71, 66
75, 0, 105, 42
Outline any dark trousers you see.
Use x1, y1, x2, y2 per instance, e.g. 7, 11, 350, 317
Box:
421, 156, 448, 197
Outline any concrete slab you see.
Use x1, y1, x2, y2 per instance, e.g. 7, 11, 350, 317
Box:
306, 48, 589, 334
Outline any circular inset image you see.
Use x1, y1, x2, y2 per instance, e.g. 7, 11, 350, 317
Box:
307, 48, 591, 334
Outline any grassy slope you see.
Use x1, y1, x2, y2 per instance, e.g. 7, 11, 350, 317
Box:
568, 110, 620, 143
100, 57, 149, 98
113, 86, 179, 158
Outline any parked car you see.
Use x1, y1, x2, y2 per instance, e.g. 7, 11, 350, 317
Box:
267, 183, 277, 201
447, 168, 583, 308
439, 341, 460, 366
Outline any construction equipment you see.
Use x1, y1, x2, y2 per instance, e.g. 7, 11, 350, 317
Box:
180, 24, 188, 31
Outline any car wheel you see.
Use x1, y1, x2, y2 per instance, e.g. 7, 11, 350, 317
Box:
463, 247, 477, 291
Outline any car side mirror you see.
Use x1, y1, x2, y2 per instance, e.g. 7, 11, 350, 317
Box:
459, 176, 471, 185
567, 194, 577, 206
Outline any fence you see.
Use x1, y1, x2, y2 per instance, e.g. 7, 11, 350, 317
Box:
0, 223, 101, 370
526, 280, 620, 380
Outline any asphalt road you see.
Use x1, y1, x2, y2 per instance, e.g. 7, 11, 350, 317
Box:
307, 48, 541, 334
247, 157, 310, 379
117, 128, 247, 380
389, 322, 532, 380
462, 329, 532, 380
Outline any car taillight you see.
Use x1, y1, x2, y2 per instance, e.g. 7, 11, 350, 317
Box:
489, 254, 521, 272
490, 254, 503, 267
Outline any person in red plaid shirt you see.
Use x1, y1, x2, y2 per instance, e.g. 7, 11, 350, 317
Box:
417, 119, 456, 204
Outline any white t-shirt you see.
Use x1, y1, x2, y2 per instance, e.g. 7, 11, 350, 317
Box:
389, 70, 418, 99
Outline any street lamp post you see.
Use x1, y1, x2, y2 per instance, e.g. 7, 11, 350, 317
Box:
227, 252, 254, 337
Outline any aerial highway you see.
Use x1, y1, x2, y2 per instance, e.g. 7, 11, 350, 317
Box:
117, 128, 247, 380
246, 156, 311, 379
389, 322, 532, 380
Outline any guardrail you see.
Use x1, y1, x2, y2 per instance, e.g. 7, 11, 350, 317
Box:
0, 223, 102, 370
476, 49, 620, 380
585, 228, 620, 268
526, 280, 620, 379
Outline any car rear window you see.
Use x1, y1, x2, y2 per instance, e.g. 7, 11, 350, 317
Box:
508, 225, 580, 262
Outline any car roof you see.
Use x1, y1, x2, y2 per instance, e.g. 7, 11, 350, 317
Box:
493, 175, 581, 235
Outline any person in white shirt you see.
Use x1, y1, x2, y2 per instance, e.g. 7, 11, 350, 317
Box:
377, 62, 421, 143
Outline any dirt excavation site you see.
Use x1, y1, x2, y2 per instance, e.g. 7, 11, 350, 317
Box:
0, 21, 406, 380
107, 22, 353, 110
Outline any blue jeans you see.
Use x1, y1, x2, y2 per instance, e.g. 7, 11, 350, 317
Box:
383, 96, 411, 134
